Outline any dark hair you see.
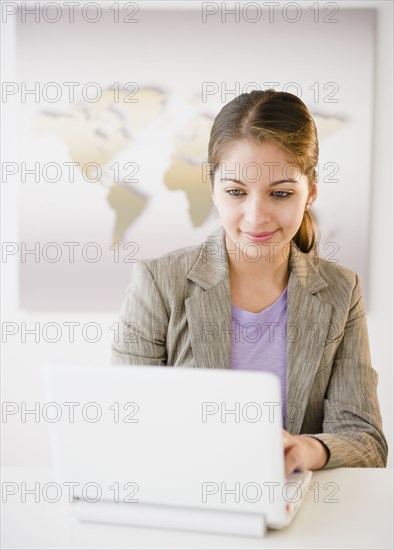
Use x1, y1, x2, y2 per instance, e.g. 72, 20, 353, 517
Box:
208, 89, 319, 253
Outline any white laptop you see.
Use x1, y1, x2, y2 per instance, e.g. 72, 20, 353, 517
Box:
41, 363, 312, 538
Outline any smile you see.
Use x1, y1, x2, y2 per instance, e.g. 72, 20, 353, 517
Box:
243, 231, 277, 242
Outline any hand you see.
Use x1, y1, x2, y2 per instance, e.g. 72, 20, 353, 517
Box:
282, 429, 329, 477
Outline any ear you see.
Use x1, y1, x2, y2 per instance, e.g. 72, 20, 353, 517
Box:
308, 181, 318, 207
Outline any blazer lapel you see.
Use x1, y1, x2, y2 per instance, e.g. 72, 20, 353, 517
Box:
285, 250, 332, 433
185, 278, 231, 369
185, 226, 231, 369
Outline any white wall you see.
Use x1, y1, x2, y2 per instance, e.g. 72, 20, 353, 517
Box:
359, 0, 394, 466
1, 0, 393, 467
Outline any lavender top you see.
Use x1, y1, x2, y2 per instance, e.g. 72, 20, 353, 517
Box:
230, 285, 288, 428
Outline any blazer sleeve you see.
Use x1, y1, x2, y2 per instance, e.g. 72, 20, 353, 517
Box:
111, 260, 169, 366
306, 274, 388, 468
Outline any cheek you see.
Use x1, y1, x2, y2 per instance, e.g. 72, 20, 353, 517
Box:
276, 202, 305, 226
216, 198, 238, 218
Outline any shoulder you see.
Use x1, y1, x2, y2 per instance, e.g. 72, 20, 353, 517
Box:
289, 240, 364, 310
138, 240, 203, 281
135, 225, 225, 286
306, 253, 364, 308
122, 241, 205, 314
314, 255, 359, 286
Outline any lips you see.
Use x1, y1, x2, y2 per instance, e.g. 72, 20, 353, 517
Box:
244, 231, 276, 237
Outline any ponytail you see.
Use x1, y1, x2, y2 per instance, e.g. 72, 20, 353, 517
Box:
292, 210, 318, 254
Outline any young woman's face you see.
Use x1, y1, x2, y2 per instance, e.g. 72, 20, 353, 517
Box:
211, 140, 317, 260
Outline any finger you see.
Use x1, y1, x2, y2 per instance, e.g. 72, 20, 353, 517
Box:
282, 432, 292, 449
284, 448, 300, 477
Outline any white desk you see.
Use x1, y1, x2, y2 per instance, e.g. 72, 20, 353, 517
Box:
1, 467, 393, 549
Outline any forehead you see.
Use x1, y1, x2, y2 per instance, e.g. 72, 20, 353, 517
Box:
221, 140, 294, 165
218, 140, 301, 181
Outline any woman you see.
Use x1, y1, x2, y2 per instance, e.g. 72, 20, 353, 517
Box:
112, 90, 388, 475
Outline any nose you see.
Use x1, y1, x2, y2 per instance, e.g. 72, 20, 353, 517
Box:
243, 196, 272, 228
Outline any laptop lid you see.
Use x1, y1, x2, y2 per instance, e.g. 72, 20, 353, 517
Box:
42, 363, 290, 528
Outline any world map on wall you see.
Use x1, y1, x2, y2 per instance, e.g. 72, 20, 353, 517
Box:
34, 87, 217, 245
34, 87, 346, 245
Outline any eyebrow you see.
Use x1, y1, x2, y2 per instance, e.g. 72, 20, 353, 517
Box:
220, 178, 299, 187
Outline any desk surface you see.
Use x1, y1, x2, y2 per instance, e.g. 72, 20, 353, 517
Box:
1, 466, 393, 549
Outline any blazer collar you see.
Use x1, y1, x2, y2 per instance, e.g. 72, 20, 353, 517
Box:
187, 225, 328, 294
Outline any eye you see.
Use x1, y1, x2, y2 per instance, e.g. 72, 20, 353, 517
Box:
225, 189, 245, 198
271, 191, 292, 199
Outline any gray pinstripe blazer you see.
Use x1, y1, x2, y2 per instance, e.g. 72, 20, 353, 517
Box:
111, 225, 388, 469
